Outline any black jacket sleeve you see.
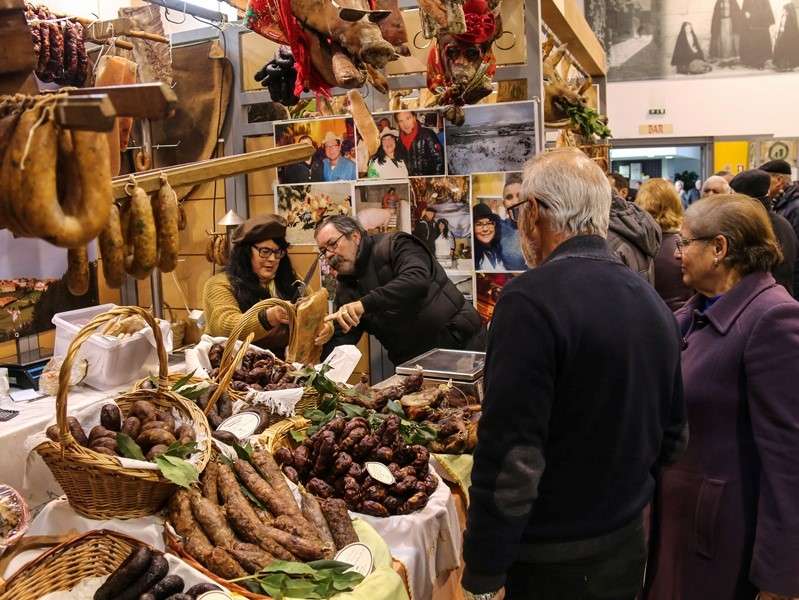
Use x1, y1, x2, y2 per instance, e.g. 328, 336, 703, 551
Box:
462, 289, 555, 594
359, 235, 432, 314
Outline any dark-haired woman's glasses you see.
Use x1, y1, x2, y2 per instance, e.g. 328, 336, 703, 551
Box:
254, 246, 286, 260
475, 219, 495, 230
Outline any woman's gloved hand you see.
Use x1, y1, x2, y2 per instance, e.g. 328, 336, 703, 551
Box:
254, 46, 300, 106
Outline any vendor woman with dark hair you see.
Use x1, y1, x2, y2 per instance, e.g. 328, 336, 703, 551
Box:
202, 214, 332, 356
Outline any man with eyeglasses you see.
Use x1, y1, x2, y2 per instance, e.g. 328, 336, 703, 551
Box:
321, 132, 356, 182
314, 215, 483, 365
499, 172, 528, 271
461, 148, 686, 600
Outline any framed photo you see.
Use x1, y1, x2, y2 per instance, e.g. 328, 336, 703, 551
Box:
409, 176, 472, 271
354, 181, 412, 234
358, 109, 446, 180
446, 101, 538, 175
471, 172, 527, 272
275, 182, 354, 245
274, 116, 357, 184
475, 272, 518, 325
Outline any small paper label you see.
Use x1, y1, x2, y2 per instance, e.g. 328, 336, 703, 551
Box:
335, 542, 374, 578
365, 461, 395, 485
217, 412, 261, 439
197, 591, 233, 600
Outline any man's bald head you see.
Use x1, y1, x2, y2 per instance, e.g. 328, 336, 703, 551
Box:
702, 175, 732, 197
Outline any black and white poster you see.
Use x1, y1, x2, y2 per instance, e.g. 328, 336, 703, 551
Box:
586, 0, 799, 81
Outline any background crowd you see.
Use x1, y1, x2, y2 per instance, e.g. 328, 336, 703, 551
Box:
461, 149, 799, 600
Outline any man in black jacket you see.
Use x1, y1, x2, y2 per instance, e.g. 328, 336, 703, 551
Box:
316, 215, 483, 365
396, 111, 445, 176
761, 159, 799, 296
731, 169, 797, 296
462, 148, 687, 600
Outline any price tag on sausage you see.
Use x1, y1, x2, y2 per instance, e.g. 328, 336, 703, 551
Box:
217, 411, 261, 439
335, 542, 374, 577
365, 461, 395, 485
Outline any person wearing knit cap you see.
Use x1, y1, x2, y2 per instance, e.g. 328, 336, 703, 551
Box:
202, 214, 333, 356
731, 170, 798, 295
761, 159, 799, 294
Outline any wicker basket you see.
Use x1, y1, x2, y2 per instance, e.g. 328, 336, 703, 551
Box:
132, 372, 206, 391
0, 530, 146, 600
220, 299, 320, 425
256, 416, 311, 454
35, 306, 212, 520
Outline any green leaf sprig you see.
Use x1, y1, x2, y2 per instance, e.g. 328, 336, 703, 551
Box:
115, 433, 200, 488
231, 559, 365, 599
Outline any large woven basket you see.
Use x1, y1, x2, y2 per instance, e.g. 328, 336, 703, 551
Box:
0, 530, 146, 600
220, 298, 320, 425
35, 306, 212, 520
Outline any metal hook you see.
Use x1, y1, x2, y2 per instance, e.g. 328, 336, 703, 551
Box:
164, 0, 188, 25
494, 30, 517, 51
414, 31, 432, 50
124, 175, 137, 196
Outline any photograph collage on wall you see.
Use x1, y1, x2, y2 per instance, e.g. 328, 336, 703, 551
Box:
586, 0, 799, 82
271, 101, 538, 322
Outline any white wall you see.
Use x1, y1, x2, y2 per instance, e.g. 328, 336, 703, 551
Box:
607, 73, 799, 139
45, 0, 238, 35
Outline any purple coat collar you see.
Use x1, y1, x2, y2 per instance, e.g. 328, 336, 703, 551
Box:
677, 271, 778, 335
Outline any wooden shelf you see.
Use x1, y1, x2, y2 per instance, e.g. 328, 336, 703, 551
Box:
541, 0, 607, 77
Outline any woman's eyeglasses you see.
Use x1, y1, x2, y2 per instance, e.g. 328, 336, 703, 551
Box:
253, 246, 287, 260
331, 0, 390, 22
675, 236, 714, 251
475, 219, 496, 230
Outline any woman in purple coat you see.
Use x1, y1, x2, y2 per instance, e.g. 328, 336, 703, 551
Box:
644, 194, 799, 600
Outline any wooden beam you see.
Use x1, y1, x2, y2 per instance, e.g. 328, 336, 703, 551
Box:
541, 0, 607, 77
66, 83, 178, 119
54, 94, 116, 131
112, 143, 314, 199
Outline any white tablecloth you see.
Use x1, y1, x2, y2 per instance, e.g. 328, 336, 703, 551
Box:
355, 472, 462, 600
1, 362, 188, 511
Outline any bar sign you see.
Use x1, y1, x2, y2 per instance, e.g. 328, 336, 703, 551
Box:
639, 123, 674, 135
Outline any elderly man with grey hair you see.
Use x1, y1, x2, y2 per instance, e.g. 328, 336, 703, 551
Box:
702, 175, 732, 197
461, 148, 688, 600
